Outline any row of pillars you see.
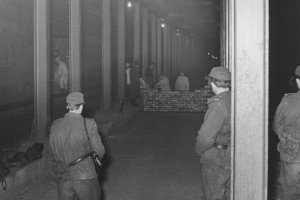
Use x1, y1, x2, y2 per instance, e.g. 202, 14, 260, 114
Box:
34, 0, 195, 136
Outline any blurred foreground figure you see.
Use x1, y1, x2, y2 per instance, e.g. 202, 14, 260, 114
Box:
195, 66, 231, 200
174, 72, 189, 91
273, 65, 300, 200
49, 92, 105, 200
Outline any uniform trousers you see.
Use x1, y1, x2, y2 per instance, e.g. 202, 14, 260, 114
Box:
57, 178, 101, 200
280, 161, 300, 200
201, 164, 230, 200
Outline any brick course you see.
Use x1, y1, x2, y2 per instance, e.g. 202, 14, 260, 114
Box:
142, 87, 212, 112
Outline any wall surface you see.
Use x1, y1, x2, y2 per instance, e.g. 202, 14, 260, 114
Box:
0, 0, 34, 106
142, 88, 212, 112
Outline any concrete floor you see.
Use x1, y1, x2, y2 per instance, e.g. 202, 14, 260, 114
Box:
20, 112, 204, 200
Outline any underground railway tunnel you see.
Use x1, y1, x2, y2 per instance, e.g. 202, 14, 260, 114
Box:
0, 0, 299, 199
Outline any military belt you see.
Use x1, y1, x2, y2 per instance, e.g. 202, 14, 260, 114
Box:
213, 144, 228, 150
68, 153, 90, 167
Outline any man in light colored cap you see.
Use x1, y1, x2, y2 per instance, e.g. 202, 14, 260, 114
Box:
195, 66, 231, 200
65, 92, 85, 110
49, 92, 105, 200
273, 65, 300, 199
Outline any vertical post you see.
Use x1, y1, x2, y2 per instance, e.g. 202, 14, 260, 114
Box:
167, 26, 172, 80
182, 36, 187, 73
186, 37, 191, 72
34, 0, 50, 137
171, 28, 177, 80
156, 18, 162, 77
231, 0, 269, 200
150, 14, 157, 81
178, 34, 182, 73
227, 0, 233, 71
118, 0, 126, 100
220, 0, 226, 67
133, 2, 141, 63
102, 0, 111, 110
163, 24, 168, 75
141, 8, 148, 77
69, 0, 82, 92
174, 30, 179, 76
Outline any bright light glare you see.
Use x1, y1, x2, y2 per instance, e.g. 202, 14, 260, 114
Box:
161, 23, 165, 28
127, 1, 132, 8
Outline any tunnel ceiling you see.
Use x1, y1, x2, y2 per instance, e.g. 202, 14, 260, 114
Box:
140, 0, 220, 44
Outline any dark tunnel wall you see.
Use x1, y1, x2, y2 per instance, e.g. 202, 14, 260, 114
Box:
0, 0, 34, 107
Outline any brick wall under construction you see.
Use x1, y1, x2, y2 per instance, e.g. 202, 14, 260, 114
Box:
142, 87, 212, 112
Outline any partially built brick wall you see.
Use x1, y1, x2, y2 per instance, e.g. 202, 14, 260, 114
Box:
142, 87, 212, 112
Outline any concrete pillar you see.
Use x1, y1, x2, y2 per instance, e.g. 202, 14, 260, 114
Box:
34, 0, 50, 136
133, 2, 141, 64
177, 34, 182, 73
117, 0, 126, 100
220, 0, 226, 67
156, 18, 162, 77
227, 0, 233, 71
182, 36, 187, 73
167, 26, 172, 79
231, 0, 269, 200
171, 28, 177, 80
69, 0, 82, 92
163, 24, 168, 76
102, 0, 111, 110
174, 31, 179, 76
141, 8, 148, 77
150, 14, 157, 81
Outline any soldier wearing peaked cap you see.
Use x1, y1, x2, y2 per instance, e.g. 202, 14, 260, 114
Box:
273, 65, 300, 200
195, 66, 231, 200
49, 92, 105, 200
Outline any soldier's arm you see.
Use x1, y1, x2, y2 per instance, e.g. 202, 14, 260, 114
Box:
195, 105, 225, 156
273, 98, 286, 135
88, 119, 105, 159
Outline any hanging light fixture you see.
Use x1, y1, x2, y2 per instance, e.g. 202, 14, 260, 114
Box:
160, 19, 165, 28
127, 1, 132, 8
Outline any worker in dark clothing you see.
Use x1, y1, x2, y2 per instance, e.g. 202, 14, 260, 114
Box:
49, 92, 105, 200
273, 65, 300, 200
195, 66, 231, 200
129, 60, 141, 106
144, 63, 155, 87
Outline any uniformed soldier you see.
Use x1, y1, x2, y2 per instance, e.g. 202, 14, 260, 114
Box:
195, 66, 231, 200
49, 92, 105, 200
273, 65, 300, 200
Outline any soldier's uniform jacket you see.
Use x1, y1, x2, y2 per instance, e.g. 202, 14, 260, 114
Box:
49, 113, 105, 180
273, 91, 300, 162
195, 91, 231, 165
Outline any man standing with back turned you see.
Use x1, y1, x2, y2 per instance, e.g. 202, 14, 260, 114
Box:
195, 66, 231, 200
273, 65, 300, 200
50, 92, 105, 200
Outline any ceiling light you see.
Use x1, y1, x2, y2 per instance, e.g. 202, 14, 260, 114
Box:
161, 23, 165, 28
127, 1, 132, 8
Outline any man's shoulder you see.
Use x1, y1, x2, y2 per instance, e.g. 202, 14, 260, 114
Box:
281, 93, 298, 103
51, 118, 63, 127
84, 118, 97, 126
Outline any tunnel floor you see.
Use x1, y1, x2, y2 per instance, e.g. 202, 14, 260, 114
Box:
21, 112, 204, 200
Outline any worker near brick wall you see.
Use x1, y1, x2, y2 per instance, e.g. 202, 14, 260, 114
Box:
174, 72, 190, 92
154, 74, 171, 92
194, 66, 231, 200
